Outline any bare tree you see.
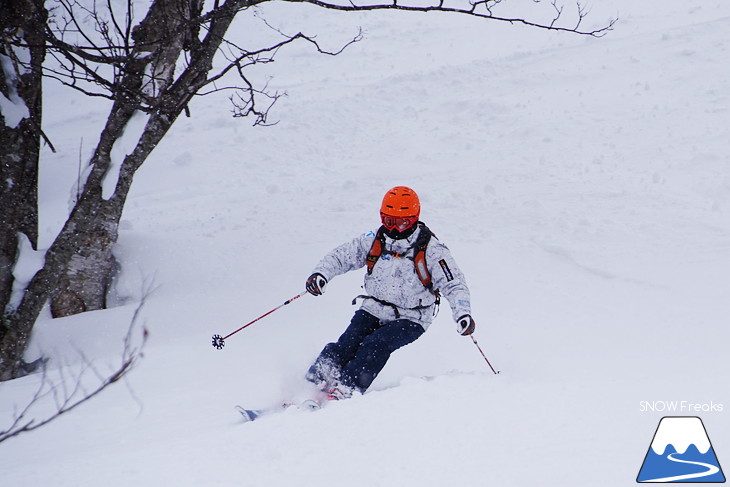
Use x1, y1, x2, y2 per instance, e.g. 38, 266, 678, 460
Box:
0, 0, 616, 381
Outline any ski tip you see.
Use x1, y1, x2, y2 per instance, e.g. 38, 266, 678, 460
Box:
235, 405, 258, 423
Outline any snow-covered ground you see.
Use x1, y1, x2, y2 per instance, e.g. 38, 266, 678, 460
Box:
2, 1, 730, 486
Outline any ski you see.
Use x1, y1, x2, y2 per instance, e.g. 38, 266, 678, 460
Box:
235, 399, 324, 423
235, 405, 263, 422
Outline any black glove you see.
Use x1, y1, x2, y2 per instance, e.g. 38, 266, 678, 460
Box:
456, 314, 476, 336
306, 273, 328, 296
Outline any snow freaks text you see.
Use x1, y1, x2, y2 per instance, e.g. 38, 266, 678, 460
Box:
639, 401, 724, 413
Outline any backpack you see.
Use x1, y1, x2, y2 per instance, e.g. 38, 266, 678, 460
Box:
365, 222, 435, 292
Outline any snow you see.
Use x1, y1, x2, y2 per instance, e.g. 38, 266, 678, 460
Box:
0, 53, 31, 128
8, 233, 45, 310
2, 0, 730, 486
103, 110, 150, 200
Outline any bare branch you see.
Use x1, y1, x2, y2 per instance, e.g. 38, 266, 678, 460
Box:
0, 300, 148, 444
197, 11, 363, 125
278, 0, 616, 37
549, 0, 563, 29
55, 0, 107, 57
229, 77, 284, 126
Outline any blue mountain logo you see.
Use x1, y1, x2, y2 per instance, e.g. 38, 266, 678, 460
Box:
638, 416, 725, 483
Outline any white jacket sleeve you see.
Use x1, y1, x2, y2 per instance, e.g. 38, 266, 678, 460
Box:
311, 232, 375, 282
426, 239, 472, 322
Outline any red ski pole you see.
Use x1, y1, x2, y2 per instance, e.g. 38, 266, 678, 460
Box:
212, 291, 308, 349
470, 334, 500, 374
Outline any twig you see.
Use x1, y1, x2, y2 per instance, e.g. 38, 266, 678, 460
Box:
0, 300, 149, 444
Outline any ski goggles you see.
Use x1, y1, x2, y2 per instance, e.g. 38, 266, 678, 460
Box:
380, 213, 418, 232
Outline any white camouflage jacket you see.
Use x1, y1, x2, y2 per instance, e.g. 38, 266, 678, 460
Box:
312, 224, 471, 329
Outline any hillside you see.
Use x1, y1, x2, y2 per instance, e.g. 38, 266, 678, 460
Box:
1, 1, 729, 486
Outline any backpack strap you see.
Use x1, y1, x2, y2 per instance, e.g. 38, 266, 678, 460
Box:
366, 226, 386, 275
351, 294, 437, 319
366, 223, 435, 291
412, 223, 433, 290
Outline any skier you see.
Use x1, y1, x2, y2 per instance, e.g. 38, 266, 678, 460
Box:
304, 186, 476, 400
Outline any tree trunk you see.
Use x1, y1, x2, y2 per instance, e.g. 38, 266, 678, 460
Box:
0, 0, 46, 379
49, 0, 203, 317
48, 102, 136, 317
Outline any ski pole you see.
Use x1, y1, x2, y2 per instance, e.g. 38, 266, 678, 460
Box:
211, 291, 308, 350
470, 334, 500, 374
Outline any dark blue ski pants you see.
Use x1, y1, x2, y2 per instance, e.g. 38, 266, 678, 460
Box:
308, 309, 425, 393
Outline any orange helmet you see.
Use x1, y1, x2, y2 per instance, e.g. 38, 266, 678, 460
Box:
380, 186, 420, 232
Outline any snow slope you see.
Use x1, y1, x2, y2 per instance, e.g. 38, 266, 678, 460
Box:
2, 1, 730, 486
